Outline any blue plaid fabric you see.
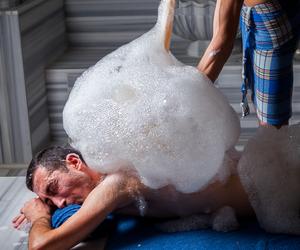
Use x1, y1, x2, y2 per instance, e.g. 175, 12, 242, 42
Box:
240, 0, 299, 125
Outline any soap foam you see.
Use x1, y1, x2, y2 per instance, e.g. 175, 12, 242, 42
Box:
238, 124, 300, 234
63, 0, 240, 193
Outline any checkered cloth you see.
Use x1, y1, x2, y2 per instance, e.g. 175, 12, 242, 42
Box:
240, 0, 299, 125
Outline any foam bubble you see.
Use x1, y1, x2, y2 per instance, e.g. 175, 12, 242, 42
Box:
212, 206, 239, 232
63, 0, 240, 193
238, 124, 300, 234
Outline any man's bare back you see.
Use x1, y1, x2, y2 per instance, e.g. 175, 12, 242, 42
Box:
114, 174, 253, 219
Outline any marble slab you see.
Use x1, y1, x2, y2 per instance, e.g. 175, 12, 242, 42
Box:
0, 0, 21, 10
0, 0, 66, 164
0, 177, 35, 250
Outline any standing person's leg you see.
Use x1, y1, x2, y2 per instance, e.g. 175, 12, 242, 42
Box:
250, 1, 298, 128
254, 48, 295, 128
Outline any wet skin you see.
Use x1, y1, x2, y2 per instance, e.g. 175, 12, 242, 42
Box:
12, 153, 254, 250
13, 160, 254, 230
30, 164, 254, 219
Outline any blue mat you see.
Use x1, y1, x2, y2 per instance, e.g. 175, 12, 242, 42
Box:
51, 205, 300, 250
106, 217, 300, 250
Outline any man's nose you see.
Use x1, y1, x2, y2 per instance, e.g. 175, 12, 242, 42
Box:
52, 197, 66, 208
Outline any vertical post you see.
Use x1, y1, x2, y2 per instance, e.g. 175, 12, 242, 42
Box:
0, 10, 32, 164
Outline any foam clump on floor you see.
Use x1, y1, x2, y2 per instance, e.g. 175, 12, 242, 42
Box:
238, 123, 300, 234
63, 0, 240, 193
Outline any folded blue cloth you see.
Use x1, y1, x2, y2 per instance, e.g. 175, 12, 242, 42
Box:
51, 204, 115, 237
51, 204, 81, 228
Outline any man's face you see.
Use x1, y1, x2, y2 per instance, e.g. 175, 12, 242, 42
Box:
32, 166, 94, 209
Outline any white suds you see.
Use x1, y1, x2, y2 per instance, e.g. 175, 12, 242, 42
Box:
238, 124, 300, 234
63, 0, 240, 193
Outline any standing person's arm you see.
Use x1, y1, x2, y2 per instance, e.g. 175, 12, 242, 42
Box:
197, 0, 244, 82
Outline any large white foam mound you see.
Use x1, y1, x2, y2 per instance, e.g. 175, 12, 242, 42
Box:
238, 124, 300, 234
63, 0, 240, 193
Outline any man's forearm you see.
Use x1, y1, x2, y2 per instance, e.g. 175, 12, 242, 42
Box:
28, 216, 53, 250
28, 216, 78, 250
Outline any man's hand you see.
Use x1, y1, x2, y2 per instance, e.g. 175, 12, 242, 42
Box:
12, 198, 51, 229
12, 213, 28, 230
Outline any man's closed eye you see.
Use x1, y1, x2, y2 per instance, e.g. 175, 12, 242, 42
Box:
46, 180, 58, 196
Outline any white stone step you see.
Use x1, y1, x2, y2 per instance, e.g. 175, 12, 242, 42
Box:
65, 0, 160, 17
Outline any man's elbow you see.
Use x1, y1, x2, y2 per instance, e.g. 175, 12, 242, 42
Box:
29, 240, 44, 250
29, 236, 55, 250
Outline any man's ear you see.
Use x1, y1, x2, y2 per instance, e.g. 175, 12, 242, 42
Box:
66, 153, 83, 170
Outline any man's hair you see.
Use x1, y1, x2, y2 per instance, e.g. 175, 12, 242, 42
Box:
26, 145, 85, 191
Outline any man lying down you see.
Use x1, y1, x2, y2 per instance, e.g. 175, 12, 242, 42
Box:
12, 125, 300, 250
13, 0, 300, 248
12, 145, 251, 250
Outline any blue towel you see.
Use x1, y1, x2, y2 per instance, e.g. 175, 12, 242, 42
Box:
51, 204, 115, 237
51, 204, 81, 228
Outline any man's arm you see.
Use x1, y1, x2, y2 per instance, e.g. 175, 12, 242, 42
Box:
197, 0, 243, 82
23, 174, 135, 250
